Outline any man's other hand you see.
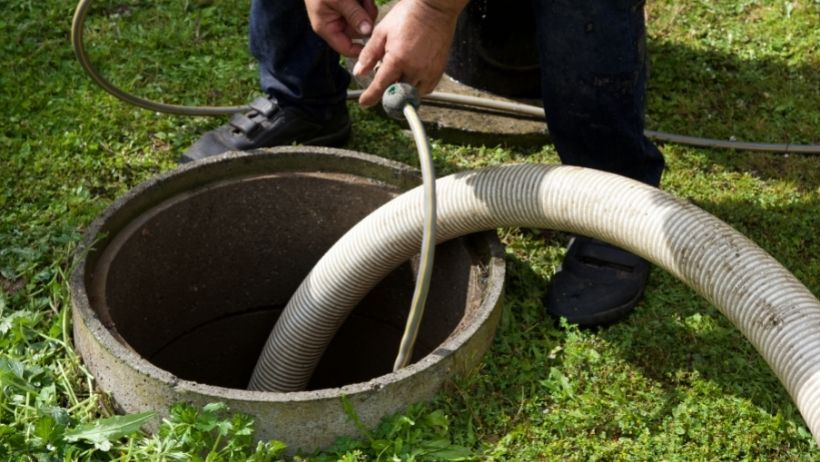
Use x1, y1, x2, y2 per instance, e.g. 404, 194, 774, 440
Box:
305, 0, 378, 57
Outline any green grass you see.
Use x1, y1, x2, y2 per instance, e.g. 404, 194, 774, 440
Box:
1, 0, 819, 459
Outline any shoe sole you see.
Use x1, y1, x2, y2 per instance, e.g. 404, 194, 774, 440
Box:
563, 287, 644, 328
179, 119, 351, 164
547, 269, 649, 328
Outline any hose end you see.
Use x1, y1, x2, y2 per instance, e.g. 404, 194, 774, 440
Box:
382, 83, 420, 120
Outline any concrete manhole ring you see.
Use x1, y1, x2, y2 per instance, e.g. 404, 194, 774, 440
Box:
70, 146, 506, 453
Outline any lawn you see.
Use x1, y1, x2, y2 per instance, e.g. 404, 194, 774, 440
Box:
1, 0, 818, 460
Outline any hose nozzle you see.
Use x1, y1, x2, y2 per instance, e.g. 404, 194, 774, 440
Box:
382, 83, 421, 120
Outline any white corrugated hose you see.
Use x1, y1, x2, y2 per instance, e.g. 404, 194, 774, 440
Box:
247, 163, 820, 445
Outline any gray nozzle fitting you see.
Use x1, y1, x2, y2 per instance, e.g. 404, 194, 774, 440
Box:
382, 83, 420, 120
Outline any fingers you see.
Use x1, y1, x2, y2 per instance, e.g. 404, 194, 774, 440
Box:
359, 56, 402, 107
348, 0, 453, 107
353, 28, 435, 107
361, 0, 378, 22
323, 28, 365, 58
306, 0, 376, 56
418, 76, 441, 96
339, 0, 373, 35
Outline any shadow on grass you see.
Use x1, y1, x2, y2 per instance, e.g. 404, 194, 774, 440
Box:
646, 40, 819, 148
691, 148, 820, 195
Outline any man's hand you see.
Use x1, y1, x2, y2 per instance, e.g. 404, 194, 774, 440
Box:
305, 0, 378, 57
352, 0, 467, 107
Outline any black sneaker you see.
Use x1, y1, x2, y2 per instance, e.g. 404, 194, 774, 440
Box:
545, 236, 650, 328
180, 96, 351, 163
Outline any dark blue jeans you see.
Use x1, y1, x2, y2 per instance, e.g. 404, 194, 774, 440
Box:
249, 0, 664, 186
249, 0, 350, 117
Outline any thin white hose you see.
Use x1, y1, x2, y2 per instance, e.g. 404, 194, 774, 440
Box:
392, 103, 437, 371
247, 163, 820, 445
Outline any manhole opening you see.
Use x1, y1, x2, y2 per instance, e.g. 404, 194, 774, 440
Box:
89, 172, 485, 390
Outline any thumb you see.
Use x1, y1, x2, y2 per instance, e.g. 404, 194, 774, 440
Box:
340, 0, 373, 35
